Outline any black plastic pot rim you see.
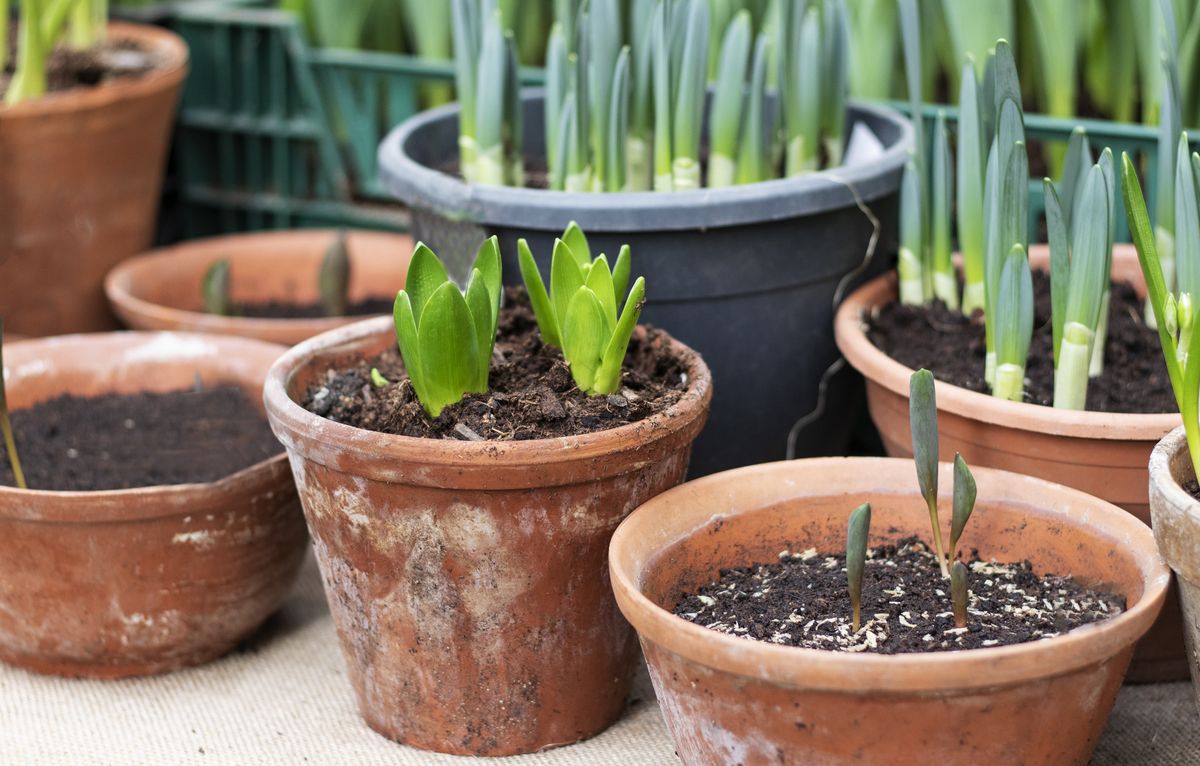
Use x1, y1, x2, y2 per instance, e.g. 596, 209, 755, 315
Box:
378, 88, 914, 233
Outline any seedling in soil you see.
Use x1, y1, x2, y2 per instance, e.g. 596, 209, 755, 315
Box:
202, 259, 231, 317
846, 502, 871, 633
518, 222, 646, 396
909, 368, 949, 577
951, 560, 969, 629
369, 368, 390, 388
0, 319, 27, 489
318, 230, 351, 317
392, 237, 502, 417
950, 453, 976, 559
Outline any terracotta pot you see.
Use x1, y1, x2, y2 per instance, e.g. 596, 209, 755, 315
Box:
0, 22, 188, 338
1149, 426, 1200, 705
0, 332, 307, 678
835, 243, 1185, 682
263, 316, 712, 756
106, 229, 414, 345
610, 458, 1169, 766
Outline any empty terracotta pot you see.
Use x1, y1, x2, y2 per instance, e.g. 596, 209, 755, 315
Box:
835, 244, 1184, 682
610, 458, 1169, 766
263, 316, 712, 756
106, 229, 414, 345
0, 22, 188, 337
1149, 426, 1200, 705
0, 332, 307, 678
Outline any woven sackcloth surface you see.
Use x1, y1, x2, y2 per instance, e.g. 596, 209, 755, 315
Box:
2, 553, 1196, 765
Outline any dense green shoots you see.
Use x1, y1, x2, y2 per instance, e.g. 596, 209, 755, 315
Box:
708, 10, 752, 188
931, 110, 956, 309
846, 502, 871, 633
958, 61, 986, 315
0, 319, 27, 490
392, 237, 502, 417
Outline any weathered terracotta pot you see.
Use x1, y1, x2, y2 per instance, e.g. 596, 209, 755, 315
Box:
0, 23, 188, 338
106, 229, 413, 345
835, 243, 1185, 682
0, 332, 307, 678
610, 458, 1169, 766
1149, 426, 1200, 705
263, 316, 711, 756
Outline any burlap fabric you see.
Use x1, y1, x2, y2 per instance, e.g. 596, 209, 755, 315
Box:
3, 554, 1195, 765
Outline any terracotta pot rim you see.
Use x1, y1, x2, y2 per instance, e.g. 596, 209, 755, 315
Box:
263, 315, 714, 480
0, 22, 189, 118
834, 244, 1179, 440
609, 457, 1170, 694
104, 229, 411, 335
1150, 427, 1194, 510
1148, 425, 1200, 580
0, 332, 288, 523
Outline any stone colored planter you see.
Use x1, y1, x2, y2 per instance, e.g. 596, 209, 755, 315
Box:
263, 316, 712, 756
610, 458, 1169, 766
0, 22, 188, 337
106, 229, 413, 346
1149, 426, 1200, 705
835, 244, 1185, 682
0, 332, 307, 678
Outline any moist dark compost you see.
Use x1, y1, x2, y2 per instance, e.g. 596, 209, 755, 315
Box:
0, 34, 159, 100
0, 386, 282, 491
868, 272, 1175, 413
673, 537, 1125, 654
304, 288, 691, 440
230, 297, 394, 320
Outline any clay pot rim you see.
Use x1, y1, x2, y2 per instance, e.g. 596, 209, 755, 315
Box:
609, 457, 1170, 693
1149, 427, 1194, 511
0, 332, 288, 523
834, 244, 1179, 440
263, 314, 713, 475
104, 229, 413, 336
0, 22, 189, 119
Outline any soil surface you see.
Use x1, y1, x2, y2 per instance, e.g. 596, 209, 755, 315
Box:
867, 272, 1176, 413
303, 287, 691, 440
673, 536, 1125, 654
0, 33, 159, 100
1185, 480, 1200, 501
230, 297, 394, 320
0, 387, 282, 491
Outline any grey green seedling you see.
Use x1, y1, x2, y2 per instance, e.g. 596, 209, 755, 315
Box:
392, 237, 502, 418
950, 560, 969, 629
949, 453, 976, 559
0, 319, 26, 490
846, 502, 871, 633
202, 259, 231, 316
518, 221, 645, 396
318, 230, 351, 317
909, 368, 949, 577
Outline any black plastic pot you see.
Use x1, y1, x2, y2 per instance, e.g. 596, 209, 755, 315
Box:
378, 92, 912, 476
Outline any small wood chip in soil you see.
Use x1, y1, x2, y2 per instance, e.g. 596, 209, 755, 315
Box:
867, 272, 1175, 413
0, 387, 282, 492
673, 537, 1125, 654
303, 287, 692, 440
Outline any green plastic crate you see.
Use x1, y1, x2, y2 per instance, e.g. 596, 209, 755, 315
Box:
174, 0, 543, 235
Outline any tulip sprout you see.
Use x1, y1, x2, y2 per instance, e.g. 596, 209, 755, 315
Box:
392, 237, 502, 417
0, 320, 27, 490
949, 453, 976, 559
318, 230, 351, 318
202, 259, 231, 317
1123, 150, 1200, 482
518, 222, 645, 396
950, 560, 969, 629
846, 502, 871, 633
909, 368, 949, 578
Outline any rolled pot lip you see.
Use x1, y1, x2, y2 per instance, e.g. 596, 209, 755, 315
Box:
378, 92, 912, 232
262, 314, 713, 480
834, 244, 1180, 441
104, 229, 412, 337
1149, 425, 1198, 517
0, 21, 189, 119
609, 457, 1171, 694
0, 332, 289, 523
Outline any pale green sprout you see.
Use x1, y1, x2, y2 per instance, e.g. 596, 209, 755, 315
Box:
1149, 5, 1185, 327
651, 1, 674, 192
909, 369, 949, 578
819, 0, 849, 168
318, 230, 351, 317
897, 156, 925, 306
707, 10, 752, 188
735, 34, 770, 186
202, 259, 231, 317
474, 12, 511, 186
392, 238, 503, 418
672, 0, 709, 189
587, 0, 622, 192
1123, 151, 1200, 484
627, 0, 656, 191
370, 368, 391, 388
518, 222, 644, 396
949, 453, 976, 561
0, 319, 27, 490
1025, 0, 1079, 173
845, 0, 897, 101
846, 502, 871, 633
950, 560, 969, 629
992, 243, 1034, 403
931, 110, 956, 309
545, 24, 569, 190
958, 60, 986, 316
1173, 134, 1200, 314
782, 4, 821, 176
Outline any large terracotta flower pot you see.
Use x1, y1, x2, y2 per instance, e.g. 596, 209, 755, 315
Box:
106, 229, 413, 345
834, 244, 1184, 682
263, 316, 712, 756
0, 22, 188, 338
610, 458, 1169, 766
0, 332, 307, 678
1149, 426, 1200, 705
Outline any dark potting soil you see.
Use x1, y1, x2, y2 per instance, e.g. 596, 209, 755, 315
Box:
1185, 480, 1200, 501
867, 271, 1176, 413
303, 287, 691, 440
673, 537, 1125, 654
229, 297, 394, 320
0, 33, 159, 100
0, 387, 283, 492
